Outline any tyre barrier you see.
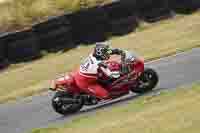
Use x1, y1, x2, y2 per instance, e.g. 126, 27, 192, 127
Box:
0, 0, 198, 69
109, 14, 139, 36
103, 0, 138, 35
5, 29, 40, 62
103, 0, 137, 21
169, 0, 200, 14
137, 0, 172, 22
68, 6, 109, 43
33, 15, 73, 51
0, 33, 8, 69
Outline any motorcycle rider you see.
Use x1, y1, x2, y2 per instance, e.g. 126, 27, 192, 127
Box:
74, 41, 127, 101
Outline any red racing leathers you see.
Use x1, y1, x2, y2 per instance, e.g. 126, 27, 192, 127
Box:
74, 54, 120, 99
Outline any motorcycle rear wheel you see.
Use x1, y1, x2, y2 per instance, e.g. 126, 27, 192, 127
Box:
131, 68, 159, 94
52, 91, 83, 115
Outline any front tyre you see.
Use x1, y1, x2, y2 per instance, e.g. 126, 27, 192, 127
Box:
52, 91, 83, 115
132, 68, 159, 94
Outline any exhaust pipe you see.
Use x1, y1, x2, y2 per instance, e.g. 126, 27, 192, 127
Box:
59, 97, 80, 104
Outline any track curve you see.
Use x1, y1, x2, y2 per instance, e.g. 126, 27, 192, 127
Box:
0, 48, 200, 133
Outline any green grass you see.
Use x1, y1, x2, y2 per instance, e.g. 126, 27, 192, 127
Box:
28, 82, 200, 133
0, 11, 200, 103
0, 0, 112, 32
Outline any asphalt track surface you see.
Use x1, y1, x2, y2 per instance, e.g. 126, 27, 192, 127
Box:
0, 48, 200, 133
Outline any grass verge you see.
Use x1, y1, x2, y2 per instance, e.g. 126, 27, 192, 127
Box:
0, 0, 112, 32
29, 82, 200, 133
0, 12, 200, 103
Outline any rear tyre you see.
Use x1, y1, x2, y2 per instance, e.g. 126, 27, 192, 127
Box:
52, 91, 83, 115
131, 68, 159, 94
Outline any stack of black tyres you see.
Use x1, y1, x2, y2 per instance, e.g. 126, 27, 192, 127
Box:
33, 15, 73, 51
137, 0, 172, 22
103, 0, 138, 35
5, 29, 40, 63
0, 34, 8, 69
68, 6, 109, 44
1, 0, 199, 71
169, 0, 200, 14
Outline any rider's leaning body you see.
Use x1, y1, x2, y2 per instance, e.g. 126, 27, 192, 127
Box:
74, 42, 127, 100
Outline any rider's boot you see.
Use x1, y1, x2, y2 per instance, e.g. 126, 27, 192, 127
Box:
82, 95, 99, 105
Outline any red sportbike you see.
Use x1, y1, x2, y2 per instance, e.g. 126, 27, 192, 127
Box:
50, 52, 159, 115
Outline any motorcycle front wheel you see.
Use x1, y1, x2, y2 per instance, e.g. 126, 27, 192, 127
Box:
131, 68, 159, 94
51, 91, 83, 115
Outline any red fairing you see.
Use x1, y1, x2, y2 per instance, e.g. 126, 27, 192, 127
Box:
132, 57, 145, 75
134, 58, 144, 82
108, 58, 144, 89
52, 73, 79, 92
51, 55, 145, 100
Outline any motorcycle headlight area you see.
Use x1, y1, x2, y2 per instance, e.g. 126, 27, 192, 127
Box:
50, 80, 56, 89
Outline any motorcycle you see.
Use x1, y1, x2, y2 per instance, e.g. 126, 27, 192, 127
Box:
50, 51, 159, 115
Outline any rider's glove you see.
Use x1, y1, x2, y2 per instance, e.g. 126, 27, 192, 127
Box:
110, 71, 120, 79
49, 88, 56, 91
99, 64, 120, 79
